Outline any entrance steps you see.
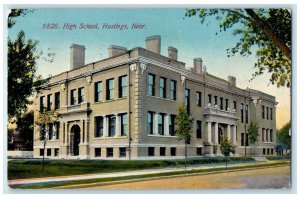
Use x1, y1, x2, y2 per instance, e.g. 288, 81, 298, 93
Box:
253, 156, 269, 162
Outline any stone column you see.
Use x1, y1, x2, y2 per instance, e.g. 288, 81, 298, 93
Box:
115, 114, 120, 136
65, 122, 69, 144
154, 113, 159, 135
80, 120, 84, 143
214, 122, 219, 145
207, 122, 212, 144
103, 116, 108, 137
227, 124, 231, 140
232, 125, 237, 145
60, 122, 65, 144
84, 120, 89, 143
165, 114, 170, 136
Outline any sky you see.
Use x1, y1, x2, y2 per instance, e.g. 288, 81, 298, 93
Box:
8, 8, 290, 129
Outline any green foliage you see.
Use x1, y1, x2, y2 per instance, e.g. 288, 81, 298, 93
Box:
247, 122, 259, 145
175, 103, 193, 143
16, 110, 34, 150
220, 136, 234, 157
185, 9, 291, 87
276, 122, 291, 149
8, 31, 40, 119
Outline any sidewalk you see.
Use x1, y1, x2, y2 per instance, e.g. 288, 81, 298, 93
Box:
7, 160, 280, 186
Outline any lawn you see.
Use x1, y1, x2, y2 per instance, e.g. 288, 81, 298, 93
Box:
8, 156, 255, 180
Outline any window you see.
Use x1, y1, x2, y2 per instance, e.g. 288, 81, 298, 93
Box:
267, 149, 270, 155
270, 129, 273, 142
233, 101, 237, 110
197, 147, 202, 156
220, 97, 223, 110
160, 147, 166, 156
148, 74, 155, 96
169, 115, 176, 136
171, 147, 176, 156
263, 148, 266, 155
120, 113, 127, 136
241, 133, 245, 146
70, 89, 76, 105
196, 120, 202, 138
185, 89, 190, 113
246, 134, 249, 146
95, 148, 101, 157
40, 149, 44, 156
119, 75, 127, 98
266, 129, 269, 142
266, 107, 269, 120
170, 80, 177, 100
106, 79, 114, 100
39, 124, 46, 140
106, 148, 113, 157
54, 148, 59, 156
47, 94, 52, 111
78, 87, 84, 104
40, 96, 45, 112
271, 149, 273, 155
246, 105, 249, 123
214, 96, 218, 106
54, 122, 60, 139
47, 148, 51, 156
108, 115, 116, 137
196, 92, 202, 107
158, 113, 165, 135
241, 103, 244, 123
94, 81, 102, 102
207, 94, 212, 105
95, 116, 103, 137
148, 147, 155, 156
159, 77, 166, 98
225, 99, 229, 111
48, 123, 53, 140
119, 147, 126, 157
262, 128, 265, 142
262, 105, 265, 119
147, 112, 154, 135
54, 92, 60, 110
270, 108, 273, 120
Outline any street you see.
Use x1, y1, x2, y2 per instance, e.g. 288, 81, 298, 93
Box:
84, 165, 290, 189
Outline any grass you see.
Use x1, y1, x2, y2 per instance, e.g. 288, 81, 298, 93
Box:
265, 155, 290, 160
8, 157, 255, 180
10, 160, 290, 189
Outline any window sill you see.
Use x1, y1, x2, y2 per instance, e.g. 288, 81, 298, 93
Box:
147, 95, 178, 102
93, 136, 128, 139
94, 97, 127, 104
147, 134, 177, 138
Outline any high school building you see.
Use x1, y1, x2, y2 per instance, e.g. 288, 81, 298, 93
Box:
33, 35, 277, 159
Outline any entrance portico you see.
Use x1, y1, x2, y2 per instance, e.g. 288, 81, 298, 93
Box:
203, 106, 239, 156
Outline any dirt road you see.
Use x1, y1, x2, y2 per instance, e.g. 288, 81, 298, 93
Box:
85, 165, 290, 189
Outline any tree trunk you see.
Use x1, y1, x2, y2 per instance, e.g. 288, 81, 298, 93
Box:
42, 140, 46, 172
185, 142, 187, 171
245, 9, 291, 59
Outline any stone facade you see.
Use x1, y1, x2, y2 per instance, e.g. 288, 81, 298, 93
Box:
33, 36, 277, 160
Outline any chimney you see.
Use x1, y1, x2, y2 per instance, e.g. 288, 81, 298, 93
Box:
70, 44, 85, 70
145, 35, 161, 54
228, 76, 236, 87
168, 46, 178, 60
193, 58, 203, 74
108, 45, 127, 57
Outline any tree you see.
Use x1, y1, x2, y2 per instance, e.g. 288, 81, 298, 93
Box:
16, 110, 34, 151
35, 109, 60, 172
185, 9, 291, 87
175, 103, 193, 170
220, 136, 234, 168
276, 122, 291, 155
247, 122, 259, 156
